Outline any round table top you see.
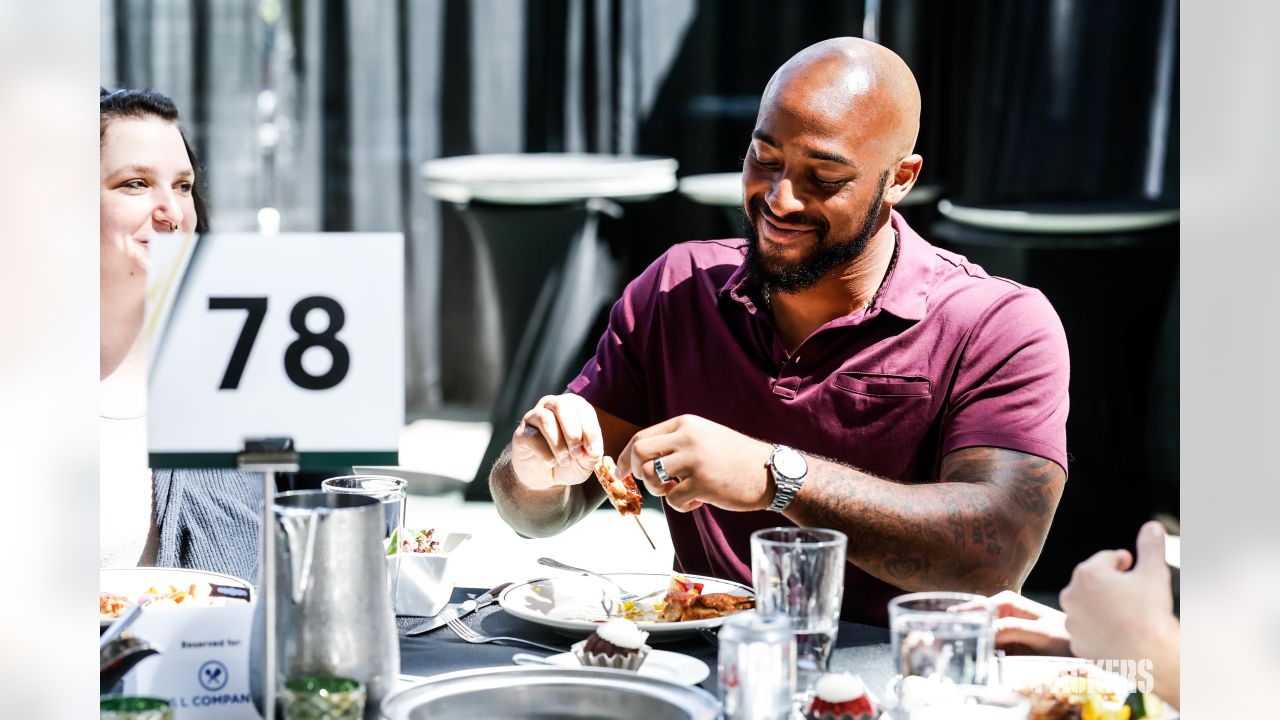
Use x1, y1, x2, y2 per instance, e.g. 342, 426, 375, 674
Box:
678, 172, 942, 209
421, 153, 679, 205
938, 199, 1180, 234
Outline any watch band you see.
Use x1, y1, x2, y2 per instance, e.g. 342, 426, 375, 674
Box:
766, 444, 806, 513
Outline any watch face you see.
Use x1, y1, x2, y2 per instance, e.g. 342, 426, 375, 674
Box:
774, 448, 806, 479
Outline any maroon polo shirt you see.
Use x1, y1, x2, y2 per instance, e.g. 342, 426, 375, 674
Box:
567, 211, 1069, 625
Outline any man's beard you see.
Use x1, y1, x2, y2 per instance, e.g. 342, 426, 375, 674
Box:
744, 170, 889, 294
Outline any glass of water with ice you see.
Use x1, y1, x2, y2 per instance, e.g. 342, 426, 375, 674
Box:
889, 592, 994, 685
750, 527, 847, 697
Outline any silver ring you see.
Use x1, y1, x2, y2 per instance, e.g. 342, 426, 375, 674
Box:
654, 457, 671, 484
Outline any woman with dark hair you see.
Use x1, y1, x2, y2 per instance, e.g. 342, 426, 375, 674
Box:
100, 87, 261, 583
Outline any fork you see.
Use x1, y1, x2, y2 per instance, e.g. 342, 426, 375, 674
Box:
445, 617, 566, 654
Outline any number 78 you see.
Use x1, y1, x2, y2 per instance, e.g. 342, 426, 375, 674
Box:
208, 296, 351, 390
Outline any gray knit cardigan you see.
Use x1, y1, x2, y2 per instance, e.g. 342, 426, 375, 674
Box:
152, 468, 263, 586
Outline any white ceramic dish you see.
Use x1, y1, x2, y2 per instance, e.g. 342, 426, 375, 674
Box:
391, 531, 472, 617
99, 566, 253, 628
498, 572, 754, 638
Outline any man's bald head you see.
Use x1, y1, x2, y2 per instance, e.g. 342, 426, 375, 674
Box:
760, 37, 920, 163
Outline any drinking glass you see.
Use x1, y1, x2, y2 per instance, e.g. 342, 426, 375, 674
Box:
99, 697, 173, 720
889, 592, 994, 685
321, 475, 407, 601
282, 676, 366, 720
750, 527, 847, 695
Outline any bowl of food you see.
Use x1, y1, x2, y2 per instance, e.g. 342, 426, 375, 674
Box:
388, 526, 471, 617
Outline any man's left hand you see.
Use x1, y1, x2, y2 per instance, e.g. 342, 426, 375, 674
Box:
1059, 521, 1177, 661
615, 415, 774, 513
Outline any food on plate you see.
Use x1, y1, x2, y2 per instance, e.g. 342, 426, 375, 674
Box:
595, 456, 642, 516
1020, 668, 1165, 720
806, 673, 878, 720
660, 574, 755, 621
98, 583, 214, 619
100, 592, 131, 618
594, 456, 656, 549
573, 617, 651, 671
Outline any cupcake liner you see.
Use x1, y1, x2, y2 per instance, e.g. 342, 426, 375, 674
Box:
805, 710, 878, 720
571, 639, 651, 671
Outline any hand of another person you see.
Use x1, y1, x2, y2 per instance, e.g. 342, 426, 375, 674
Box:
1059, 521, 1178, 662
510, 394, 604, 491
616, 414, 773, 513
955, 590, 1071, 656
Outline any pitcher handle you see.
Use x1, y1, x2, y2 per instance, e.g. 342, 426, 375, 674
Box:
292, 511, 319, 604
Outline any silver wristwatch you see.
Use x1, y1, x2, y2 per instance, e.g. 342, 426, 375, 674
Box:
766, 445, 808, 513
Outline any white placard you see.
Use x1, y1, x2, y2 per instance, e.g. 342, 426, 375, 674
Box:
123, 604, 256, 718
146, 232, 403, 468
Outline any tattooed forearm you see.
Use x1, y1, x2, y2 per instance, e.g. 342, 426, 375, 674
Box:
785, 447, 1065, 594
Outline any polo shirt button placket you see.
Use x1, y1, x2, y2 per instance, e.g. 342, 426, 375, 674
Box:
771, 356, 800, 399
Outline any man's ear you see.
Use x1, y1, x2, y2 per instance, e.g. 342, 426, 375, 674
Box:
884, 154, 923, 207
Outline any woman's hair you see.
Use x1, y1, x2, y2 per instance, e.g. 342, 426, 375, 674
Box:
100, 87, 209, 233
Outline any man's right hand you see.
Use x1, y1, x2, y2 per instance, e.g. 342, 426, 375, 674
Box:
510, 393, 604, 491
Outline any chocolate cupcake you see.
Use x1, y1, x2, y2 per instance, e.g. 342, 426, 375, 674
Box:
806, 673, 878, 720
572, 618, 650, 671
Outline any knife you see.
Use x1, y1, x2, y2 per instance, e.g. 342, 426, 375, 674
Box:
404, 582, 511, 636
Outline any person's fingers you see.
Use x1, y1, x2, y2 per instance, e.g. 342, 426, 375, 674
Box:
1079, 548, 1134, 574
512, 422, 556, 467
619, 438, 683, 497
955, 590, 1042, 620
543, 395, 586, 459
575, 399, 605, 461
993, 616, 1063, 653
522, 406, 568, 466
664, 481, 702, 513
663, 459, 702, 511
615, 419, 680, 477
1133, 520, 1169, 578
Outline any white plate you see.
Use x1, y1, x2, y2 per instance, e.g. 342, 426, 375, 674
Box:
499, 572, 754, 638
99, 566, 253, 627
541, 648, 711, 686
997, 656, 1179, 718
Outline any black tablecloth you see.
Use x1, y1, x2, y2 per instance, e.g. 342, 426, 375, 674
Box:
398, 587, 894, 697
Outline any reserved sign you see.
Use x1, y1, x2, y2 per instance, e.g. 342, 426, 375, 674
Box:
145, 232, 404, 469
123, 604, 256, 718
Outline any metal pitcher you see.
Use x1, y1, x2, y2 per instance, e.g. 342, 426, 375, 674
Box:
251, 490, 399, 719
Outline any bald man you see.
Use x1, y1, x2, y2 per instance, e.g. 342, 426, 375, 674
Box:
491, 38, 1069, 625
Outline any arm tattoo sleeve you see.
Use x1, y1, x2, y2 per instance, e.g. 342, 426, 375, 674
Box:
786, 447, 1065, 594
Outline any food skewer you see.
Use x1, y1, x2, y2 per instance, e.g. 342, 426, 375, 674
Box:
632, 515, 656, 550
595, 455, 656, 550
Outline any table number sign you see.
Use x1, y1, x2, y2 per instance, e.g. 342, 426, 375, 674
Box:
146, 232, 403, 469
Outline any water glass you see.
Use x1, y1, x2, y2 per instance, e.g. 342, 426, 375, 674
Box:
282, 676, 366, 720
99, 697, 173, 720
321, 475, 407, 601
889, 592, 994, 685
750, 527, 847, 695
